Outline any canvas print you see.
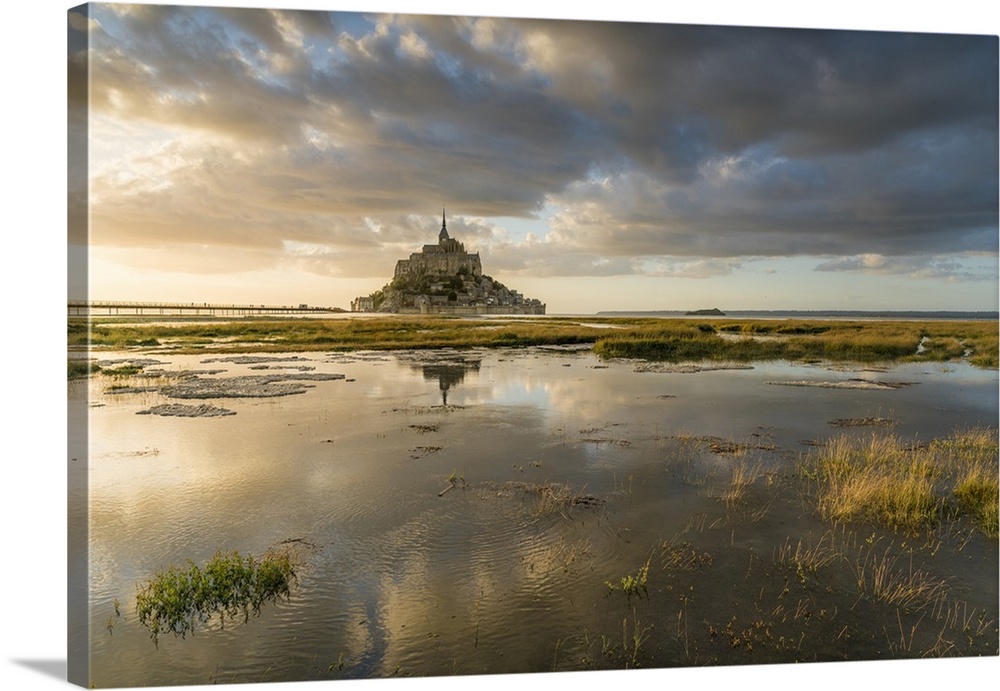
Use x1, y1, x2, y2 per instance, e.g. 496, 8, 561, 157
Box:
67, 2, 999, 688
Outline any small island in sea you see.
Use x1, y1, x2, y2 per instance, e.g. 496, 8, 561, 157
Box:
685, 307, 726, 316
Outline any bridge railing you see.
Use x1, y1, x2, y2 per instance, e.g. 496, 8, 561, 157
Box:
68, 300, 338, 312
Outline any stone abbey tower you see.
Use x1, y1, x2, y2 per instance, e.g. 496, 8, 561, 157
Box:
393, 209, 483, 280
352, 210, 545, 315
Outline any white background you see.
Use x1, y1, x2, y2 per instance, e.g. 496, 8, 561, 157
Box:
4, 1, 998, 690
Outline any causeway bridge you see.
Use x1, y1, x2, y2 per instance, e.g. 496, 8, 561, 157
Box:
69, 300, 343, 317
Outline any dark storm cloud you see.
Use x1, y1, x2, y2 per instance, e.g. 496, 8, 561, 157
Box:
81, 5, 997, 276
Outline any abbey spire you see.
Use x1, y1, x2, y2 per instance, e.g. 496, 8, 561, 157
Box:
439, 207, 449, 241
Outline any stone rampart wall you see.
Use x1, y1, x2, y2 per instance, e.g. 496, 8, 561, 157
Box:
398, 304, 546, 315
395, 253, 482, 277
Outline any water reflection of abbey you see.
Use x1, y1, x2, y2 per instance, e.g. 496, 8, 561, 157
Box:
405, 356, 481, 406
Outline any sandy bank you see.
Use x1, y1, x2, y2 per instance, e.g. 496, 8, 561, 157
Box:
136, 404, 237, 418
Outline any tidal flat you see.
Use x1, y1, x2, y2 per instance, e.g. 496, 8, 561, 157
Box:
69, 318, 998, 687
67, 315, 1000, 368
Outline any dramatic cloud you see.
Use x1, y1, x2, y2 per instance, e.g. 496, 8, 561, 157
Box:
69, 3, 997, 303
815, 254, 997, 282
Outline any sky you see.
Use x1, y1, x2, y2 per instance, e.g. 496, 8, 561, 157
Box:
67, 1, 999, 313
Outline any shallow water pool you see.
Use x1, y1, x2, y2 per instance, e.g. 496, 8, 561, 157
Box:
70, 348, 999, 686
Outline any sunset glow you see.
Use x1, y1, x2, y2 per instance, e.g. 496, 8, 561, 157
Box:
68, 1, 999, 313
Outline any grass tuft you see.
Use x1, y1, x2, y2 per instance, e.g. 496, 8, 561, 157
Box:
943, 430, 1000, 538
721, 461, 762, 506
774, 532, 843, 584
68, 358, 100, 379
853, 547, 949, 611
804, 429, 998, 536
135, 549, 297, 645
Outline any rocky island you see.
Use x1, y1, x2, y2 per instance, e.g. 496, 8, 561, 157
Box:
352, 211, 545, 315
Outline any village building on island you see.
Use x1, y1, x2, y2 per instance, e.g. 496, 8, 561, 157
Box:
352, 210, 546, 315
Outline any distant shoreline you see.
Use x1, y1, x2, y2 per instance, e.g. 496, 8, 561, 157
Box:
595, 310, 999, 320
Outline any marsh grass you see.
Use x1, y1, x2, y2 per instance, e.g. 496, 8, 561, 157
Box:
965, 331, 999, 368
721, 461, 763, 506
71, 316, 997, 368
804, 429, 999, 535
493, 481, 603, 517
68, 358, 99, 379
811, 434, 942, 531
852, 547, 949, 611
774, 532, 843, 584
931, 429, 999, 538
622, 610, 653, 668
953, 468, 999, 538
74, 316, 608, 353
70, 319, 162, 349
571, 610, 652, 670
593, 319, 997, 368
918, 336, 967, 361
593, 320, 921, 362
939, 430, 1000, 537
135, 549, 297, 645
919, 322, 999, 369
106, 364, 145, 377
660, 540, 714, 571
524, 537, 596, 578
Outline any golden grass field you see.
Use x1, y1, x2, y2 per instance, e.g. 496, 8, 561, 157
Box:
70, 316, 998, 369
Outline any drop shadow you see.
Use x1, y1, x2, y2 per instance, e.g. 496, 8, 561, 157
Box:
11, 659, 67, 681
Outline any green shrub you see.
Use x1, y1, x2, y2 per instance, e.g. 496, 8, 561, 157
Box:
68, 359, 99, 379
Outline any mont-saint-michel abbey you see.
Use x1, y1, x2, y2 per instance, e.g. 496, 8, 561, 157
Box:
351, 211, 546, 314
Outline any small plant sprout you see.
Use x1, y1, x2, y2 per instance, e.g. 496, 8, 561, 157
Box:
439, 469, 467, 496
329, 652, 350, 672
106, 597, 122, 636
605, 558, 651, 602
622, 611, 652, 668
